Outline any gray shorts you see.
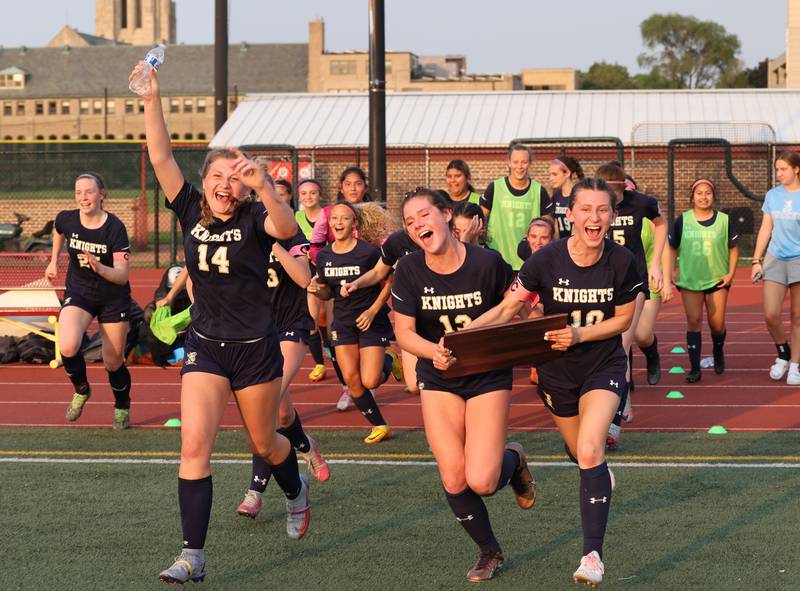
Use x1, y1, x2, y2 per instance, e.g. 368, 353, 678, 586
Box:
763, 253, 800, 285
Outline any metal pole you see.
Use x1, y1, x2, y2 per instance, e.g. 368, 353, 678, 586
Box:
368, 0, 386, 202
214, 0, 228, 133
103, 87, 108, 138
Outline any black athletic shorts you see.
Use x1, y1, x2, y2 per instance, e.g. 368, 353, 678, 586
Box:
181, 327, 283, 390
416, 361, 513, 400
62, 290, 131, 324
536, 352, 627, 417
278, 327, 311, 345
330, 312, 394, 348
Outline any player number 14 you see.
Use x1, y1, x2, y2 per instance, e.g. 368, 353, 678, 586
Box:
197, 244, 230, 274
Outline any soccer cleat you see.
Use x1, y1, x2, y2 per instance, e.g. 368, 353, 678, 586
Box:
336, 388, 353, 411
300, 434, 330, 482
308, 364, 327, 382
364, 424, 391, 445
573, 550, 604, 588
236, 489, 263, 519
606, 423, 621, 451
159, 549, 206, 585
65, 390, 91, 422
113, 408, 130, 430
529, 367, 538, 384
770, 358, 789, 381
645, 352, 661, 385
505, 442, 536, 509
387, 349, 404, 382
787, 364, 800, 386
466, 549, 504, 582
622, 395, 633, 423
686, 368, 701, 383
285, 474, 311, 540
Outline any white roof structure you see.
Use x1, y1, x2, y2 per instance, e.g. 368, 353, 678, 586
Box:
210, 90, 800, 148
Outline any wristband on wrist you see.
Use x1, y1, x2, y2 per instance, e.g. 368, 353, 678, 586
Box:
752, 259, 762, 265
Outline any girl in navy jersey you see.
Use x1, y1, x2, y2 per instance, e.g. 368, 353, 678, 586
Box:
341, 224, 421, 395
45, 172, 134, 430
236, 228, 331, 520
391, 189, 535, 582
670, 179, 739, 382
596, 162, 666, 449
550, 156, 584, 239
132, 64, 308, 585
468, 178, 642, 587
308, 201, 395, 444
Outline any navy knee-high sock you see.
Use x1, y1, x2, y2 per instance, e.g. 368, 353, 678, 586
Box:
323, 333, 346, 386
178, 476, 212, 550
308, 330, 325, 365
277, 410, 311, 453
687, 331, 701, 370
381, 352, 393, 383
62, 353, 89, 394
565, 443, 579, 465
445, 487, 501, 553
249, 455, 271, 493
271, 446, 303, 500
639, 334, 659, 361
107, 364, 131, 409
351, 390, 386, 426
711, 330, 726, 353
611, 387, 628, 427
494, 448, 518, 492
579, 463, 613, 558
776, 341, 791, 361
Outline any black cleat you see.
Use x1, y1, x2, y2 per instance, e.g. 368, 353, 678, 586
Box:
646, 352, 662, 385
686, 368, 702, 383
713, 347, 725, 375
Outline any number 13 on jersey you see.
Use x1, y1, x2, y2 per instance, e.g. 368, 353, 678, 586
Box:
439, 314, 472, 333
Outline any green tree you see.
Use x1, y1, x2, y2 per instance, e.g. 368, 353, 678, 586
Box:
638, 13, 741, 88
579, 62, 635, 90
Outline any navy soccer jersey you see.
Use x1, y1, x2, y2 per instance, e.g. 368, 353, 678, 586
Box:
316, 239, 388, 327
166, 182, 276, 340
54, 209, 132, 301
552, 188, 572, 239
392, 244, 514, 364
380, 230, 420, 267
610, 190, 660, 281
516, 239, 643, 384
268, 230, 314, 333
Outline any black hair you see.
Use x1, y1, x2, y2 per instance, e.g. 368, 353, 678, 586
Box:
568, 177, 617, 210
401, 188, 453, 230
446, 159, 476, 194
527, 216, 556, 239
552, 156, 585, 179
508, 143, 533, 160
451, 200, 485, 223
274, 179, 292, 195
337, 166, 372, 202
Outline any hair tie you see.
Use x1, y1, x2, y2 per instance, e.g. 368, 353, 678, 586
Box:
76, 172, 104, 189
551, 159, 570, 174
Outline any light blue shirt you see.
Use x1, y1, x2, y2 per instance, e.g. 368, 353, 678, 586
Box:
763, 185, 800, 260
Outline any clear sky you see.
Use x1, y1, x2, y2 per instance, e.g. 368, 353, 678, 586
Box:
0, 0, 787, 74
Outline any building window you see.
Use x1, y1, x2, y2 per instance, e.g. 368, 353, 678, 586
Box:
107, 134, 115, 139
184, 133, 193, 140
16, 102, 24, 116
4, 136, 12, 140
79, 134, 89, 139
183, 99, 193, 113
139, 133, 146, 139
80, 101, 89, 115
62, 134, 70, 140
0, 73, 25, 88
48, 101, 57, 115
197, 99, 206, 113
385, 60, 392, 75
170, 133, 179, 140
138, 100, 144, 113
170, 99, 180, 113
134, 0, 142, 28
198, 132, 207, 140
107, 101, 116, 114
93, 100, 103, 115
125, 99, 134, 114
330, 60, 357, 75
35, 135, 44, 140
93, 134, 102, 140
17, 135, 25, 140
125, 134, 134, 140
121, 0, 128, 28
48, 135, 57, 140
3, 102, 11, 116
61, 101, 70, 115
35, 101, 44, 115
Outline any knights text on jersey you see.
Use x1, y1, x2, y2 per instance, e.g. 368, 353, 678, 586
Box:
268, 229, 314, 333
166, 182, 276, 340
380, 230, 420, 267
316, 239, 387, 327
516, 239, 643, 385
54, 209, 132, 301
609, 190, 660, 280
392, 244, 514, 348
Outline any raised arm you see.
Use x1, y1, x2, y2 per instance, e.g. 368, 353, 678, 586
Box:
272, 242, 312, 288
132, 65, 184, 200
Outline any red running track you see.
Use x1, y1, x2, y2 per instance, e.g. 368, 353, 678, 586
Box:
1, 268, 799, 432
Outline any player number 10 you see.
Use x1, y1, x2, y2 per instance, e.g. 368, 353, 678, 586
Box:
570, 309, 605, 327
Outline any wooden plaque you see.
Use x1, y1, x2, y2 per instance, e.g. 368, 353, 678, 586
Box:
442, 314, 568, 379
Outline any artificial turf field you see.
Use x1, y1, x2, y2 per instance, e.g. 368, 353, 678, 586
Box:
1, 429, 797, 590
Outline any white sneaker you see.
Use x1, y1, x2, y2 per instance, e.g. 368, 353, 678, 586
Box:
787, 363, 800, 385
286, 474, 311, 540
622, 395, 633, 423
573, 550, 604, 587
336, 387, 353, 411
606, 423, 621, 451
770, 358, 789, 380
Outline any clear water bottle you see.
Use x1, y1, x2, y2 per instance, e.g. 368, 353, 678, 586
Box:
129, 44, 166, 96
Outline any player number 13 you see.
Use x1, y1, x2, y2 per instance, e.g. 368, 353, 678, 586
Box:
438, 314, 472, 334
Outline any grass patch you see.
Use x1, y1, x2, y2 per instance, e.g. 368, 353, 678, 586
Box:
1, 429, 797, 589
